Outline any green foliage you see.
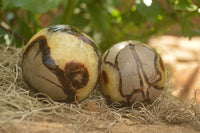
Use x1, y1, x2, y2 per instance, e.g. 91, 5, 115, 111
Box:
0, 0, 200, 51
174, 0, 198, 11
136, 0, 161, 23
87, 2, 110, 34
2, 0, 63, 13
61, 0, 79, 24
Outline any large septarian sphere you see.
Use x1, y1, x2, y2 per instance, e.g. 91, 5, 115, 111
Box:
22, 25, 101, 103
101, 41, 166, 106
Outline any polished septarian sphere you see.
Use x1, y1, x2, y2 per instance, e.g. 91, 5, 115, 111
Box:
22, 25, 101, 103
100, 41, 166, 106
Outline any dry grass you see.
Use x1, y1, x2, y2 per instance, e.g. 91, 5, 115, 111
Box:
0, 46, 199, 132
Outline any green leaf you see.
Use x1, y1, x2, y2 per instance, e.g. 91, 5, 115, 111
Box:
70, 12, 90, 30
181, 17, 193, 38
106, 5, 122, 23
16, 16, 33, 38
136, 0, 161, 23
2, 0, 62, 13
130, 10, 146, 26
78, 0, 93, 4
61, 0, 79, 24
0, 0, 2, 8
174, 0, 198, 11
197, 1, 200, 5
87, 2, 110, 34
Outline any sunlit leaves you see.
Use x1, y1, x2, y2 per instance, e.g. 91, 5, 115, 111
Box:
174, 0, 198, 11
0, 0, 200, 48
106, 5, 122, 23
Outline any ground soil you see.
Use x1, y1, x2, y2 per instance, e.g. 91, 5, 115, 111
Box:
1, 121, 199, 133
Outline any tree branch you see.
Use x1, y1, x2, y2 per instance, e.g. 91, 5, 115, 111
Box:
0, 21, 28, 43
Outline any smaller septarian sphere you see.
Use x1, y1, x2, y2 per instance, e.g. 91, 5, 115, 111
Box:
100, 41, 166, 106
22, 25, 101, 103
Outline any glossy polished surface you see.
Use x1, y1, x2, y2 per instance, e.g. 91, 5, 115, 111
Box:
22, 25, 101, 103
101, 41, 166, 106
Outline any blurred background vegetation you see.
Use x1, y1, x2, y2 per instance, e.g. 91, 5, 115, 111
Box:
0, 0, 200, 52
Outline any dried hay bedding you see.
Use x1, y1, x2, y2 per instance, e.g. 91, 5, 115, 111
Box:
0, 46, 199, 132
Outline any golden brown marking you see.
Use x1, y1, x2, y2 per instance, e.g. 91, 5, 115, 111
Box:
159, 58, 165, 72
47, 25, 101, 96
102, 70, 109, 85
23, 35, 76, 103
64, 61, 89, 89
